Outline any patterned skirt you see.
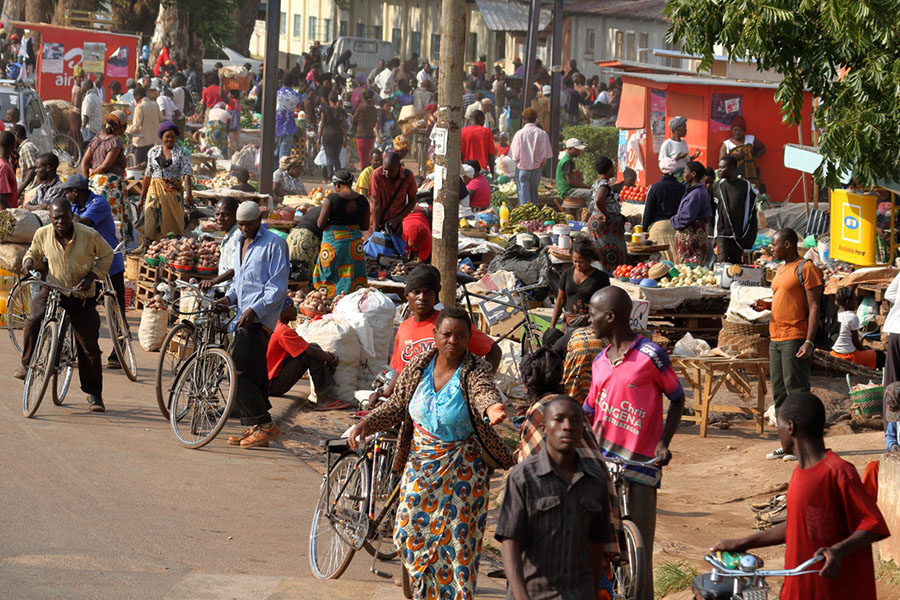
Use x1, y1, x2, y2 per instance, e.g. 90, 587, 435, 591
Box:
395, 426, 488, 600
312, 225, 366, 297
89, 172, 125, 237
206, 120, 229, 156
286, 227, 321, 280
143, 178, 185, 241
586, 212, 626, 273
674, 221, 709, 265
562, 327, 608, 403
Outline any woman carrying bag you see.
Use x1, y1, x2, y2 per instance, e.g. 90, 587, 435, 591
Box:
348, 307, 514, 600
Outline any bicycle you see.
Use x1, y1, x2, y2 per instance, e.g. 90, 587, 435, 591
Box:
154, 280, 232, 421
309, 431, 411, 597
21, 276, 83, 418
164, 279, 237, 448
604, 455, 663, 600
457, 277, 546, 357
692, 552, 824, 599
103, 242, 137, 381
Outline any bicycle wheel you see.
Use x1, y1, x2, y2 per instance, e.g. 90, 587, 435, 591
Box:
519, 319, 543, 358
105, 293, 137, 381
52, 325, 76, 406
612, 519, 646, 600
169, 347, 236, 448
53, 133, 82, 167
23, 319, 58, 418
155, 322, 196, 420
7, 279, 36, 355
309, 451, 366, 579
362, 451, 400, 560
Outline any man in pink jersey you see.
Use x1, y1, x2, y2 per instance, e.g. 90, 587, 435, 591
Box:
584, 286, 685, 600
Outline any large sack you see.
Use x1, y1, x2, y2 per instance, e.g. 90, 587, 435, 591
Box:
0, 242, 28, 272
296, 315, 361, 404
334, 289, 396, 385
0, 209, 41, 243
138, 308, 169, 351
231, 145, 257, 172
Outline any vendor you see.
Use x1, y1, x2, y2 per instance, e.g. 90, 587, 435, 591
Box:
205, 101, 231, 158
671, 161, 712, 264
555, 138, 592, 201
356, 148, 383, 198
273, 156, 308, 203
642, 160, 684, 262
199, 197, 239, 291
370, 265, 501, 404
830, 287, 883, 369
587, 156, 626, 273
718, 116, 765, 192
311, 170, 369, 297
402, 205, 432, 262
463, 159, 491, 209
658, 116, 699, 176
549, 237, 610, 358
138, 121, 194, 241
230, 168, 256, 192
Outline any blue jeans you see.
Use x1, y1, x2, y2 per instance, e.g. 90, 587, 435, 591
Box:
515, 167, 541, 205
275, 135, 293, 163
887, 422, 899, 450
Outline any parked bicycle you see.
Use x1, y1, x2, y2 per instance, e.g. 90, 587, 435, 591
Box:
159, 279, 237, 448
457, 277, 546, 357
692, 552, 823, 600
604, 455, 663, 600
309, 431, 411, 597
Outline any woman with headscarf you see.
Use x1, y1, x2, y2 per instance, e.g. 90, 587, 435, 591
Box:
272, 156, 308, 203
658, 116, 699, 178
718, 115, 766, 192
311, 169, 369, 297
138, 121, 193, 241
205, 101, 231, 157
80, 110, 128, 237
348, 306, 514, 600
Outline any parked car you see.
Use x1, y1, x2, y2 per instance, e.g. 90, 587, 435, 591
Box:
0, 80, 81, 165
202, 48, 263, 74
324, 38, 396, 78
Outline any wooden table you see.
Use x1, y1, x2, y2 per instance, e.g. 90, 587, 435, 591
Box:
672, 356, 769, 437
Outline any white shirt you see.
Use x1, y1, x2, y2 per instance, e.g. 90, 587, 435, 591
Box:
594, 90, 610, 105
157, 95, 177, 121
172, 87, 185, 113
416, 69, 434, 86
832, 311, 860, 354
374, 68, 394, 99
724, 134, 756, 152
658, 137, 689, 170
883, 272, 900, 334
81, 89, 103, 134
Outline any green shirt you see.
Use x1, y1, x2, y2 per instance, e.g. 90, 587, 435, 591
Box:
556, 152, 577, 197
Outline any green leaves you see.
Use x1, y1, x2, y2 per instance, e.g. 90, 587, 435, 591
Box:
666, 0, 900, 187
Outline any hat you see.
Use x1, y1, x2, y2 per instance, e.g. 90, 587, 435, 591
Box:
565, 138, 586, 150
9, 33, 18, 41
61, 174, 89, 190
332, 169, 353, 185
236, 200, 261, 221
659, 157, 679, 175
648, 263, 670, 280
461, 164, 475, 178
404, 265, 441, 296
542, 85, 551, 95
669, 116, 687, 132
149, 78, 160, 91
107, 110, 128, 128
157, 120, 180, 138
731, 115, 747, 130
72, 65, 84, 77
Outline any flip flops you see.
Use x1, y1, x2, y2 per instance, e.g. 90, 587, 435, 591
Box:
314, 398, 352, 411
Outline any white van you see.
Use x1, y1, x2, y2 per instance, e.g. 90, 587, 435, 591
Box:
325, 37, 396, 78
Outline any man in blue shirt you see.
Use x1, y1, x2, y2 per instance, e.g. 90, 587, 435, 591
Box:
274, 72, 301, 164
63, 174, 128, 370
216, 201, 289, 449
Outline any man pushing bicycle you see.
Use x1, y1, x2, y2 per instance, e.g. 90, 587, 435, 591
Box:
17, 197, 113, 413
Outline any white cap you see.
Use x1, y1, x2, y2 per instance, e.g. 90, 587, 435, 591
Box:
461, 164, 475, 178
236, 200, 261, 221
565, 138, 586, 150
149, 77, 160, 91
542, 85, 551, 95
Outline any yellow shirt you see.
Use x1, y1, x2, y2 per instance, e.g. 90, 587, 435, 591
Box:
25, 223, 114, 298
356, 166, 375, 194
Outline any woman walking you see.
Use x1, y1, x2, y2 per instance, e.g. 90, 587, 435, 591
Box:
317, 91, 347, 180
587, 156, 627, 273
671, 161, 712, 264
80, 110, 128, 237
139, 121, 194, 241
311, 170, 369, 297
348, 307, 513, 600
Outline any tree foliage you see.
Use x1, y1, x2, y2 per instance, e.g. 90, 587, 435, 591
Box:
665, 0, 900, 188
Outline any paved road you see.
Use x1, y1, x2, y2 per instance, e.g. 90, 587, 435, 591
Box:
0, 314, 505, 599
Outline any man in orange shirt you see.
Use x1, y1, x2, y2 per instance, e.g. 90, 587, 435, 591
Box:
460, 110, 496, 174
755, 228, 823, 461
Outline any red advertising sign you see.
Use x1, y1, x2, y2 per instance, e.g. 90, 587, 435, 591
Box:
13, 22, 138, 102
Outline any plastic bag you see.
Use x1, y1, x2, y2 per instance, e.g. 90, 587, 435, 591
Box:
138, 307, 169, 351
858, 297, 878, 329
673, 332, 711, 357
313, 148, 327, 167
334, 289, 397, 384
231, 145, 257, 172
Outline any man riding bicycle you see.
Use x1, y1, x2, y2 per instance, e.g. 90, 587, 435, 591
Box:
17, 198, 113, 413
63, 174, 127, 369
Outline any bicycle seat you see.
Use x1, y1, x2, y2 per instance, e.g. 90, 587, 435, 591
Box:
324, 437, 352, 453
457, 272, 477, 285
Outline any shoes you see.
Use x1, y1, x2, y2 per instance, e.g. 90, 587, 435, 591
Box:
107, 355, 121, 370
88, 396, 105, 412
766, 447, 796, 461
13, 365, 26, 380
228, 425, 257, 446
890, 444, 900, 453
240, 423, 281, 448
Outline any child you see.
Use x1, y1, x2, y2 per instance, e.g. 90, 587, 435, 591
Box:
230, 168, 255, 193
713, 392, 889, 600
830, 286, 884, 369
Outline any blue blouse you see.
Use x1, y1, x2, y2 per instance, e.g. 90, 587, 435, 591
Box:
408, 358, 474, 442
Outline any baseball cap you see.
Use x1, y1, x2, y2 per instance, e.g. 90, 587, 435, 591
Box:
542, 85, 551, 95
61, 174, 90, 190
565, 138, 586, 150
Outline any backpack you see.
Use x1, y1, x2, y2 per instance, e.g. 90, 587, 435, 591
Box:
180, 86, 195, 117
794, 258, 837, 350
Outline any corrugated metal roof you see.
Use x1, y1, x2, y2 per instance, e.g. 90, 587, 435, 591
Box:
564, 0, 669, 22
622, 71, 782, 90
475, 0, 553, 32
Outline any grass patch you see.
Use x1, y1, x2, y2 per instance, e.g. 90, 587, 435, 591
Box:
876, 558, 900, 586
654, 561, 698, 599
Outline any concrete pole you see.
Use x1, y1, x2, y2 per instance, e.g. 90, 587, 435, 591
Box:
548, 0, 564, 175
258, 0, 281, 195
521, 0, 542, 114
432, 0, 466, 308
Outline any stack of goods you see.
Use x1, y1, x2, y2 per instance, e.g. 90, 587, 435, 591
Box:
143, 293, 167, 310
266, 207, 296, 230
501, 204, 570, 234
208, 172, 239, 189
458, 263, 488, 278
656, 264, 718, 288
196, 240, 220, 273
169, 238, 200, 272
391, 263, 408, 278
619, 185, 648, 203
296, 289, 347, 317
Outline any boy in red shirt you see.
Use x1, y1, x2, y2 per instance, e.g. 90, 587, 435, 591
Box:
266, 299, 349, 411
713, 391, 889, 600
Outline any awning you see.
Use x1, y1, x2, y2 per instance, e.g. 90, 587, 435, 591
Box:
475, 0, 552, 32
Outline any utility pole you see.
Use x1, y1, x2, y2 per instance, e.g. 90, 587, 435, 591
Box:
432, 0, 466, 308
548, 0, 564, 175
521, 0, 542, 114
258, 0, 280, 194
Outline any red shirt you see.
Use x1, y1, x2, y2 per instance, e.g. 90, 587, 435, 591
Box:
496, 143, 510, 156
781, 450, 888, 600
0, 156, 18, 208
266, 321, 310, 381
402, 210, 432, 261
390, 311, 494, 373
465, 174, 492, 209
460, 125, 495, 170
201, 85, 225, 109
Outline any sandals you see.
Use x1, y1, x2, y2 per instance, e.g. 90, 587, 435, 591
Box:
314, 398, 352, 411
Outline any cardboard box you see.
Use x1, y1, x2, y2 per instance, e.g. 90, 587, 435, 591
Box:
714, 263, 766, 289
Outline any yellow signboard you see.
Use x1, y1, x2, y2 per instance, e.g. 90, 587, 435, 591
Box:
829, 189, 877, 266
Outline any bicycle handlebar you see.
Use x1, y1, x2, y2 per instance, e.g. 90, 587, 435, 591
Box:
704, 554, 823, 578
25, 271, 80, 295
604, 456, 664, 468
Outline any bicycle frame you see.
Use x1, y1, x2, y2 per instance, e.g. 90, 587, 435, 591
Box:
604, 456, 663, 518
457, 279, 546, 346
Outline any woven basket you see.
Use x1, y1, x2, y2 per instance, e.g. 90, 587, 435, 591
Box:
718, 318, 770, 358
102, 102, 130, 119
848, 375, 883, 417
125, 254, 141, 281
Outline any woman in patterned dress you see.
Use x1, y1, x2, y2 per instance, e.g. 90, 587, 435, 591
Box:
138, 121, 194, 241
80, 110, 128, 237
311, 169, 369, 297
348, 307, 514, 600
587, 156, 626, 273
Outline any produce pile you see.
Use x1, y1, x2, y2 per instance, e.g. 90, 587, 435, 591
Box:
170, 238, 201, 267
502, 204, 569, 234
145, 239, 180, 262
196, 240, 220, 269
619, 185, 648, 203
308, 186, 328, 203
209, 173, 239, 188
0, 210, 16, 239
144, 293, 167, 310
391, 263, 409, 278
267, 207, 297, 224
613, 262, 653, 280
657, 264, 718, 288
492, 182, 518, 208
292, 289, 347, 315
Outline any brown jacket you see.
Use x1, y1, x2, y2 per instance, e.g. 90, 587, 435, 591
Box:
364, 348, 516, 474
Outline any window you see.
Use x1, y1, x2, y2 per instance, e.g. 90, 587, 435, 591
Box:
626, 32, 636, 61
293, 15, 301, 39
468, 32, 478, 61
324, 18, 332, 42
392, 28, 402, 54
664, 41, 682, 69
372, 25, 382, 39
357, 22, 365, 38
639, 33, 649, 61
586, 29, 595, 54
614, 30, 623, 59
340, 20, 347, 37
309, 16, 317, 41
431, 33, 441, 63
495, 33, 505, 60
411, 31, 422, 56
279, 12, 286, 36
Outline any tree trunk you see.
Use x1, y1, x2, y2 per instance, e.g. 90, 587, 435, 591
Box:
150, 1, 203, 67
231, 0, 259, 57
2, 0, 27, 24
115, 0, 159, 40
51, 0, 97, 26
25, 0, 53, 24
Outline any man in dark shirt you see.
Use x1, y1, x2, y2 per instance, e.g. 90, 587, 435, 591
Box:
712, 154, 757, 264
642, 170, 685, 262
497, 395, 616, 600
351, 90, 378, 169
25, 153, 65, 211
